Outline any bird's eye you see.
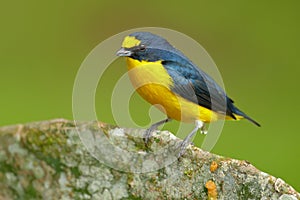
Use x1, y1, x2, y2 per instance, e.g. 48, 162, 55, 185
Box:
139, 44, 146, 51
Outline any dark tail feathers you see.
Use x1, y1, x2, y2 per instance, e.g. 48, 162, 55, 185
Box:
232, 106, 261, 127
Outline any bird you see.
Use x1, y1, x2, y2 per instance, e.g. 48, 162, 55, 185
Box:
116, 32, 260, 156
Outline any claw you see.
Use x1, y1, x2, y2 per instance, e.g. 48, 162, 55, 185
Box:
144, 127, 155, 144
144, 118, 171, 144
178, 140, 191, 157
177, 120, 205, 157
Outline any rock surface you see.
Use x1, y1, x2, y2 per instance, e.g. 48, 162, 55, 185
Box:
0, 119, 299, 199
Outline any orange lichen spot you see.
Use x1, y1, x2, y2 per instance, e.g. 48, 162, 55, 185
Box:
205, 180, 218, 200
210, 161, 218, 172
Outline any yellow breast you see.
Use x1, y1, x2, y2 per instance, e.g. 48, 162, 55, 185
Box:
126, 57, 219, 123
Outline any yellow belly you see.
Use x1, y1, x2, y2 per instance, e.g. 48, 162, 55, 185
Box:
126, 57, 219, 123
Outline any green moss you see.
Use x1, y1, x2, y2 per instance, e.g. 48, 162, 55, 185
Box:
127, 173, 134, 188
184, 168, 194, 179
0, 162, 16, 174
24, 183, 41, 199
149, 176, 158, 184
126, 134, 148, 151
21, 129, 72, 173
134, 140, 148, 151
24, 129, 68, 157
73, 186, 91, 198
121, 194, 143, 200
239, 183, 260, 199
154, 138, 160, 143
42, 156, 65, 173
70, 166, 81, 178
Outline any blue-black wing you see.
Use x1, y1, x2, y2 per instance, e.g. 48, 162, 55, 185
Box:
162, 60, 236, 118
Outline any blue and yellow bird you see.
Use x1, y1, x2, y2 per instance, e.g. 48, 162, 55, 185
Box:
116, 32, 260, 154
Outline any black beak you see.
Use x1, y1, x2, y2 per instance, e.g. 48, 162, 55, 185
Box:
116, 48, 132, 57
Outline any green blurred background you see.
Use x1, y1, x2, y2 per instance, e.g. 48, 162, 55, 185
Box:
1, 1, 299, 190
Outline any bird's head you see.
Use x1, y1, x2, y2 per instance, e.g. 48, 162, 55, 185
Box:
116, 32, 178, 62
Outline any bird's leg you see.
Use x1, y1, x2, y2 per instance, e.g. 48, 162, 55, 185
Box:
179, 120, 205, 157
144, 118, 172, 143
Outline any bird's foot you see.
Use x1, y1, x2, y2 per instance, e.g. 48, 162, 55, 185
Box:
177, 120, 205, 157
144, 127, 155, 144
144, 118, 171, 144
178, 140, 192, 157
